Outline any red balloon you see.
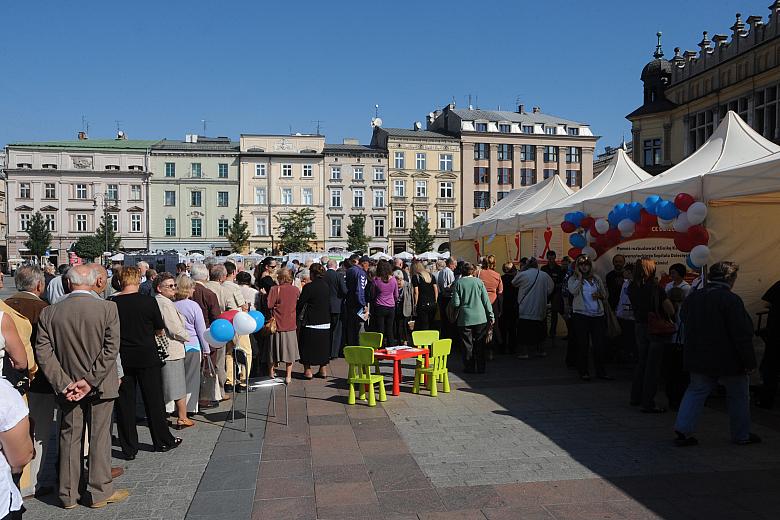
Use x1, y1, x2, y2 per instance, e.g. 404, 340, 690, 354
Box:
561, 221, 576, 233
595, 235, 609, 248
687, 225, 710, 246
568, 247, 582, 259
674, 232, 694, 253
674, 193, 695, 211
606, 228, 621, 243
218, 310, 239, 322
580, 216, 595, 230
590, 228, 602, 238
640, 209, 658, 227
634, 223, 651, 238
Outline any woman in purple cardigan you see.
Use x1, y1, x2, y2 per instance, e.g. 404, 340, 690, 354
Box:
173, 274, 210, 414
372, 260, 399, 346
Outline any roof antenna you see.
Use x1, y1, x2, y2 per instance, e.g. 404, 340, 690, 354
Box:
289, 124, 293, 135
468, 94, 472, 110
115, 120, 122, 133
81, 115, 89, 135
374, 104, 380, 118
201, 119, 208, 135
311, 120, 324, 135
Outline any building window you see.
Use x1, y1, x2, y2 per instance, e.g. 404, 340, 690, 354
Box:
76, 214, 88, 232
522, 125, 534, 134
42, 163, 57, 169
165, 218, 176, 237
255, 187, 266, 205
373, 189, 385, 208
164, 190, 176, 206
108, 213, 118, 233
543, 146, 559, 162
330, 189, 341, 208
520, 168, 535, 186
218, 218, 229, 237
568, 127, 580, 136
302, 164, 313, 177
128, 165, 143, 171
415, 181, 427, 198
331, 166, 342, 180
474, 143, 489, 160
353, 167, 364, 181
394, 210, 405, 229
474, 167, 489, 184
688, 110, 714, 154
255, 216, 267, 235
394, 152, 405, 169
520, 145, 536, 161
191, 163, 202, 178
439, 211, 454, 229
439, 181, 453, 198
566, 170, 579, 187
17, 163, 32, 169
75, 184, 88, 199
373, 168, 385, 181
44, 183, 56, 199
106, 184, 119, 201
281, 188, 293, 205
644, 138, 662, 166
330, 218, 342, 237
415, 210, 428, 222
497, 144, 513, 161
543, 168, 557, 179
19, 183, 31, 199
393, 180, 405, 197
255, 164, 267, 177
374, 218, 385, 237
189, 191, 201, 207
302, 188, 313, 206
754, 85, 779, 141
719, 95, 749, 122
353, 189, 364, 208
105, 165, 120, 171
497, 168, 513, 185
218, 163, 229, 178
475, 122, 488, 132
439, 154, 453, 171
566, 147, 581, 163
415, 153, 426, 170
130, 185, 142, 200
191, 218, 202, 237
131, 213, 141, 233
474, 191, 490, 209
282, 164, 293, 177
545, 126, 557, 135
499, 123, 511, 133
497, 191, 509, 201
165, 162, 176, 177
19, 213, 31, 231
217, 191, 229, 207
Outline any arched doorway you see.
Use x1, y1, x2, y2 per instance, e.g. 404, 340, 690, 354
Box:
437, 242, 450, 253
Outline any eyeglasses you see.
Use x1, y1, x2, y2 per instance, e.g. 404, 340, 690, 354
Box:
162, 283, 176, 289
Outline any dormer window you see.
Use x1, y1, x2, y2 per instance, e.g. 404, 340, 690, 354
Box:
522, 125, 534, 134
105, 165, 120, 170
544, 126, 557, 135
568, 127, 580, 136
17, 163, 32, 169
498, 124, 511, 133
42, 163, 57, 169
128, 165, 143, 171
475, 122, 488, 132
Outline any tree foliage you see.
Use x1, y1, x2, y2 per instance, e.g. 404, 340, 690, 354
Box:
226, 211, 251, 253
24, 211, 52, 258
95, 214, 121, 252
276, 208, 317, 253
409, 215, 435, 254
73, 235, 104, 262
346, 214, 371, 253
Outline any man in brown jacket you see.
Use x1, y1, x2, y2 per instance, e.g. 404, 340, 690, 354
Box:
34, 264, 128, 509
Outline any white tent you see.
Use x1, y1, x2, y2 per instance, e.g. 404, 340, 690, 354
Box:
370, 251, 392, 260
109, 253, 124, 262
394, 251, 414, 260
494, 174, 575, 235
416, 251, 440, 261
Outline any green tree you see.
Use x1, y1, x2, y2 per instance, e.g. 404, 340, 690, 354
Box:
95, 214, 121, 253
346, 214, 371, 253
276, 208, 317, 253
73, 235, 104, 262
409, 215, 435, 254
226, 211, 251, 253
24, 211, 52, 258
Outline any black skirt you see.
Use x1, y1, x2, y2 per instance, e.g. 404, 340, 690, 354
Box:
299, 326, 331, 366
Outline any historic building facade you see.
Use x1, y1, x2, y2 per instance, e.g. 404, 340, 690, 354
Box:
427, 104, 598, 225
239, 134, 325, 253
370, 126, 461, 253
323, 140, 389, 254
628, 6, 780, 174
149, 136, 239, 255
4, 137, 155, 264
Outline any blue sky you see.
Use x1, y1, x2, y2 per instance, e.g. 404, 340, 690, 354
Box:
0, 1, 763, 151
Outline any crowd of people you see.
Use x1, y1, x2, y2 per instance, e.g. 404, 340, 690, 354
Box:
0, 248, 777, 518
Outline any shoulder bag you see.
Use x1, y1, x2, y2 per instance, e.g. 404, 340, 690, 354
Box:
155, 333, 170, 364
261, 286, 279, 336
647, 285, 676, 336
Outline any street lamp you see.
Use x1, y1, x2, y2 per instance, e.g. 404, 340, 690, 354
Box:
93, 191, 111, 265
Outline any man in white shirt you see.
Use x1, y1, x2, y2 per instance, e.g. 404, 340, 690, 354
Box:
665, 263, 692, 299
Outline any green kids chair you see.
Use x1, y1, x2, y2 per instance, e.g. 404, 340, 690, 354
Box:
412, 338, 452, 397
344, 346, 387, 406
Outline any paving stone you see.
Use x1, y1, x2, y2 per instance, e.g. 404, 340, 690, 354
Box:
252, 496, 317, 520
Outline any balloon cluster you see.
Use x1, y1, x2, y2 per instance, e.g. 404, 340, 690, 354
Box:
559, 193, 711, 268
205, 310, 265, 346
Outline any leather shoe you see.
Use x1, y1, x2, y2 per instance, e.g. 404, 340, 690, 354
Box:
156, 437, 183, 452
89, 489, 130, 508
111, 466, 124, 479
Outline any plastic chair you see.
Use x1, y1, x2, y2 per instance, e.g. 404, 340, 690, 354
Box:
344, 346, 386, 406
360, 331, 384, 375
413, 338, 452, 397
248, 377, 289, 427
411, 330, 440, 373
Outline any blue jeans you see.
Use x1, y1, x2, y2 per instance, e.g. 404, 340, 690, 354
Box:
674, 373, 751, 442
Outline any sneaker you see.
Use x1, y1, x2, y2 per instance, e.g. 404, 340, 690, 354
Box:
674, 431, 699, 447
89, 489, 130, 508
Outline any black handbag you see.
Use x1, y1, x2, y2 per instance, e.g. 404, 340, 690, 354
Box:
155, 333, 170, 364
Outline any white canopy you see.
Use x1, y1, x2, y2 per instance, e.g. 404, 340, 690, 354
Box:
394, 251, 414, 260
416, 251, 440, 261
109, 253, 124, 261
494, 175, 575, 235
370, 251, 392, 260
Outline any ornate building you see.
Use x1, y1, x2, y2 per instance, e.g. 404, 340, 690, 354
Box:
628, 5, 780, 174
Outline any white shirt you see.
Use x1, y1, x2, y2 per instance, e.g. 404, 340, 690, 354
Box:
0, 378, 27, 517
581, 279, 602, 317
665, 280, 691, 299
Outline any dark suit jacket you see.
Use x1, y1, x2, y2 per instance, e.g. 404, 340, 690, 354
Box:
5, 292, 51, 393
325, 268, 347, 314
35, 292, 121, 399
192, 282, 220, 326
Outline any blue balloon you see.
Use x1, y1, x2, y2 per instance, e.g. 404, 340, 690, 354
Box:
656, 200, 680, 220
645, 195, 661, 209
628, 202, 643, 223
564, 212, 576, 224
210, 318, 235, 343
569, 233, 587, 248
571, 211, 585, 227
248, 310, 265, 333
686, 255, 696, 270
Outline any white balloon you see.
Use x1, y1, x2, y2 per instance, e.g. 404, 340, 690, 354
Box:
617, 218, 635, 237
673, 212, 691, 233
204, 328, 227, 347
586, 230, 597, 243
594, 218, 610, 235
687, 202, 707, 225
233, 311, 257, 336
657, 218, 674, 228
690, 244, 711, 267
582, 246, 598, 259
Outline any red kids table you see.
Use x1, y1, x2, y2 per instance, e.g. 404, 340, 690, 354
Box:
373, 347, 430, 396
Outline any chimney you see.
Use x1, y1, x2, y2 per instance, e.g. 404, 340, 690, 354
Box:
532, 106, 541, 113
77, 131, 88, 140
517, 104, 525, 114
